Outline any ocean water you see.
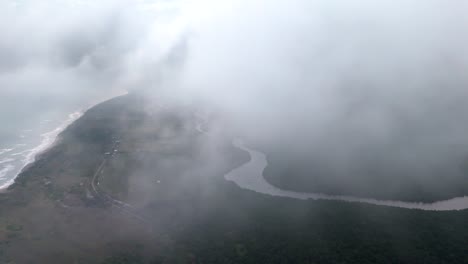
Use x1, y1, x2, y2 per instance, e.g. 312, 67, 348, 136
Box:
0, 0, 181, 189
0, 90, 125, 189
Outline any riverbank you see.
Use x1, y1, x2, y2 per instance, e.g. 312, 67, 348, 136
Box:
1, 93, 468, 263
225, 140, 468, 211
262, 144, 468, 203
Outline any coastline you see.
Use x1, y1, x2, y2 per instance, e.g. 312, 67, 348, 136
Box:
0, 112, 82, 192
0, 90, 128, 192
1, 91, 467, 263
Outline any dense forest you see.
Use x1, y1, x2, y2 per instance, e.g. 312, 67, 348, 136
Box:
1, 95, 467, 263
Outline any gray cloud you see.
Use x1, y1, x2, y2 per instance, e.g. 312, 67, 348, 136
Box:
2, 0, 468, 197
174, 0, 468, 197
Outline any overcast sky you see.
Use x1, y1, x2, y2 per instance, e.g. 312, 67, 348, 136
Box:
2, 0, 468, 187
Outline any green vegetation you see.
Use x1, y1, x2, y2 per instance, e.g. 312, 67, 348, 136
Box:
0, 94, 467, 263
6, 224, 22, 232
101, 253, 145, 264
45, 185, 64, 201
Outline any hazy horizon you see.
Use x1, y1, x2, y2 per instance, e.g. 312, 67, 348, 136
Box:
2, 0, 468, 197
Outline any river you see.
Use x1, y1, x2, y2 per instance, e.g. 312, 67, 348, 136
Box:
225, 139, 468, 211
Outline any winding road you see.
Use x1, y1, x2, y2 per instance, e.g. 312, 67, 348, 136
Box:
90, 140, 151, 225
90, 114, 468, 216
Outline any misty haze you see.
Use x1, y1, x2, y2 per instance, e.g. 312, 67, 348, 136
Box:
1, 0, 468, 263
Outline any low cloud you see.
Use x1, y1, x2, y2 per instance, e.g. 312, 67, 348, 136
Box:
2, 0, 468, 194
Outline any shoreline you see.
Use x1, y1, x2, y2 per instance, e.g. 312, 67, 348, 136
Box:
0, 90, 128, 192
0, 112, 82, 192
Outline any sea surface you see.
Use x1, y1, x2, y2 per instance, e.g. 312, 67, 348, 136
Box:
0, 90, 125, 189
0, 0, 181, 189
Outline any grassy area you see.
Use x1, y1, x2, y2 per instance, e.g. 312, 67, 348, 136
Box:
0, 94, 467, 263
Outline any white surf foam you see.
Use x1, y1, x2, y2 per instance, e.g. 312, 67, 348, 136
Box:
0, 164, 14, 180
0, 158, 14, 165
10, 150, 30, 157
0, 112, 82, 190
0, 90, 128, 190
0, 148, 13, 155
22, 112, 82, 170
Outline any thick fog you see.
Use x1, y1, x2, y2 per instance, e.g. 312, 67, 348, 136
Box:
182, 0, 468, 191
3, 0, 468, 194
0, 0, 186, 138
